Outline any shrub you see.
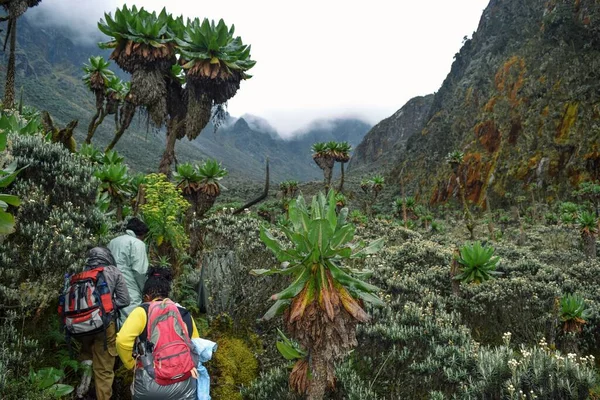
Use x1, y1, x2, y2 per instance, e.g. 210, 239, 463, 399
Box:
140, 173, 189, 263
0, 134, 105, 309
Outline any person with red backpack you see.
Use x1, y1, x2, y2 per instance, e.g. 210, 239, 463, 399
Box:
116, 267, 199, 399
59, 247, 130, 400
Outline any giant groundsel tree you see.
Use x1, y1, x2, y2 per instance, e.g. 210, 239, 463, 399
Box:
97, 6, 255, 175
252, 190, 384, 399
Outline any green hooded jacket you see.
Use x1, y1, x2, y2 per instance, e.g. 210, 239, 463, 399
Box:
108, 230, 149, 324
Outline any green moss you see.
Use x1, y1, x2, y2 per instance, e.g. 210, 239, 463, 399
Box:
212, 337, 259, 400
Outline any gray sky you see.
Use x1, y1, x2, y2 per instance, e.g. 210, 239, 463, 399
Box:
29, 0, 490, 136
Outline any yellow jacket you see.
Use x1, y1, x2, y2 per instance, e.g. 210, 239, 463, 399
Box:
116, 301, 199, 370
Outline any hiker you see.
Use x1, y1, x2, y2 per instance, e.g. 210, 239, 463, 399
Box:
59, 247, 130, 400
116, 267, 199, 399
108, 217, 150, 324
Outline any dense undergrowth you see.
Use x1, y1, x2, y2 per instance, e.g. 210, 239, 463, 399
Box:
0, 108, 599, 400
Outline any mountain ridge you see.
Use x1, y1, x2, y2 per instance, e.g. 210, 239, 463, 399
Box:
351, 0, 600, 204
1, 16, 371, 182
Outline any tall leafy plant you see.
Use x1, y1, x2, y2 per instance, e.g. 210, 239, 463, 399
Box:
0, 129, 24, 234
252, 190, 384, 399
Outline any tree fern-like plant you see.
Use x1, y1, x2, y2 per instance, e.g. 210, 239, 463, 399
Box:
453, 241, 501, 284
252, 190, 384, 399
97, 6, 255, 175
174, 160, 227, 218
560, 293, 591, 333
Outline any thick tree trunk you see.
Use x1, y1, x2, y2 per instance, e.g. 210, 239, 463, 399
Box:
307, 353, 327, 400
337, 162, 345, 193
3, 18, 17, 110
159, 117, 181, 178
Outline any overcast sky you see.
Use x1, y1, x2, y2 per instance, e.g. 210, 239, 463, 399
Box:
28, 0, 490, 136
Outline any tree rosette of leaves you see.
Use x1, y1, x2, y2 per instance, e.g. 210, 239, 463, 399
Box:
453, 241, 502, 284
98, 5, 178, 73
174, 160, 227, 218
252, 190, 384, 397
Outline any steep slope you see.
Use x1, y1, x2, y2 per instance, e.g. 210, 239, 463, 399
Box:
359, 0, 599, 205
349, 95, 433, 173
0, 16, 370, 182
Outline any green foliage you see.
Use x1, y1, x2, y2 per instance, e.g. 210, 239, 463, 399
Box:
252, 190, 384, 322
82, 56, 114, 89
78, 143, 103, 163
311, 142, 327, 155
454, 241, 501, 284
0, 110, 42, 137
578, 210, 598, 233
177, 18, 256, 78
28, 367, 74, 398
334, 192, 347, 207
94, 163, 132, 200
98, 5, 176, 48
174, 162, 203, 188
197, 159, 228, 185
559, 201, 580, 217
545, 211, 559, 225
0, 134, 105, 308
349, 209, 367, 225
560, 293, 591, 330
140, 173, 189, 253
275, 329, 306, 361
445, 150, 464, 166
0, 131, 25, 234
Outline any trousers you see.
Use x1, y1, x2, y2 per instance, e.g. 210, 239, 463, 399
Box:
79, 322, 117, 400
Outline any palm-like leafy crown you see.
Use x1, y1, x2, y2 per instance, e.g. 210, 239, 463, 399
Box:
99, 6, 174, 48
98, 5, 178, 71
175, 159, 227, 197
311, 142, 328, 158
453, 241, 501, 284
82, 56, 115, 91
176, 18, 256, 80
578, 211, 598, 233
252, 191, 384, 323
335, 141, 352, 162
560, 293, 591, 333
446, 150, 464, 166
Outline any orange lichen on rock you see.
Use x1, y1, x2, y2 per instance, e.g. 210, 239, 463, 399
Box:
484, 97, 498, 112
460, 153, 491, 204
474, 120, 502, 153
495, 56, 526, 106
555, 102, 579, 141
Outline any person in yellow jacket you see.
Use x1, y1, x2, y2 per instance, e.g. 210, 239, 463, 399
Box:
117, 267, 199, 399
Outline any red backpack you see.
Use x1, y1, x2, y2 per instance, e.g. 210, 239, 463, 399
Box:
58, 267, 115, 338
145, 299, 195, 385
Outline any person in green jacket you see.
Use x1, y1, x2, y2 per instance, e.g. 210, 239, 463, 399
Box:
108, 218, 150, 325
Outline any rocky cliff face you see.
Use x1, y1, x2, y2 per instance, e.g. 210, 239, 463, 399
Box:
349, 95, 433, 173
365, 0, 600, 205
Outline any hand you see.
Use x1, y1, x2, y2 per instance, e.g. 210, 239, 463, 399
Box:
190, 367, 199, 379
